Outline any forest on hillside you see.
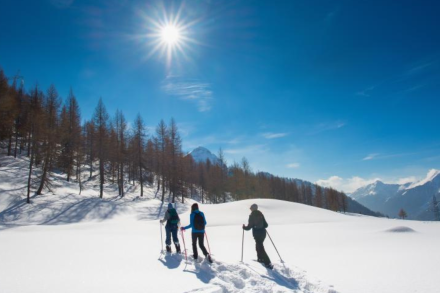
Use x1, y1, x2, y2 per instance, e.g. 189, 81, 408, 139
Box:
0, 69, 379, 216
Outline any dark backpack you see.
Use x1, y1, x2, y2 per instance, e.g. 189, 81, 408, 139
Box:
193, 212, 205, 230
168, 209, 179, 225
253, 211, 267, 230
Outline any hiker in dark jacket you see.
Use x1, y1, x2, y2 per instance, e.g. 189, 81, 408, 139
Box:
243, 203, 273, 269
181, 203, 212, 263
160, 203, 181, 253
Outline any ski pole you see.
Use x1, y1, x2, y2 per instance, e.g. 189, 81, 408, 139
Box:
181, 229, 187, 261
267, 231, 283, 262
160, 221, 163, 252
241, 228, 244, 262
205, 232, 211, 255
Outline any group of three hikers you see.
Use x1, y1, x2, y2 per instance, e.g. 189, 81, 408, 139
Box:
160, 202, 274, 269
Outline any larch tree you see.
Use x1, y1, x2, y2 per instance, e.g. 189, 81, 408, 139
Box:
36, 84, 61, 195
168, 118, 182, 203
93, 98, 109, 199
26, 85, 44, 203
59, 89, 81, 182
155, 120, 168, 202
133, 114, 147, 197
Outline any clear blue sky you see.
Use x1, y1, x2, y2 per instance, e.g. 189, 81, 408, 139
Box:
1, 0, 439, 192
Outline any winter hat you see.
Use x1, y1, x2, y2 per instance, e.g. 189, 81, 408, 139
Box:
168, 203, 173, 209
191, 203, 199, 212
250, 204, 258, 211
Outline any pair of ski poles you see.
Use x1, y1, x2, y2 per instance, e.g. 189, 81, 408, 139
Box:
241, 228, 283, 263
161, 221, 211, 261
180, 228, 212, 261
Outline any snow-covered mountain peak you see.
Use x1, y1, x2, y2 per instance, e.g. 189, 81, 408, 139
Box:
408, 169, 440, 189
189, 146, 221, 165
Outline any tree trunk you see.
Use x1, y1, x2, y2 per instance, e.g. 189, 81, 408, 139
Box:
120, 163, 124, 197
36, 151, 50, 195
77, 158, 82, 195
27, 147, 34, 203
139, 165, 143, 197
161, 176, 165, 202
27, 132, 31, 157
7, 134, 12, 156
14, 131, 19, 158
99, 158, 104, 198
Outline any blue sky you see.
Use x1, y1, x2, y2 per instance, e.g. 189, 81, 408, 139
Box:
1, 0, 440, 192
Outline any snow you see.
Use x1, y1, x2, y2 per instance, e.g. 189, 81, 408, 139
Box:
189, 146, 221, 165
407, 169, 440, 189
350, 169, 440, 219
1, 155, 440, 293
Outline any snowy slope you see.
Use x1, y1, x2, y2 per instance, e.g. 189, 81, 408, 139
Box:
349, 170, 440, 219
189, 146, 221, 165
1, 155, 440, 293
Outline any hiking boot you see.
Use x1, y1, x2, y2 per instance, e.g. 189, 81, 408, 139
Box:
175, 244, 181, 254
265, 263, 274, 270
166, 245, 171, 253
206, 254, 213, 263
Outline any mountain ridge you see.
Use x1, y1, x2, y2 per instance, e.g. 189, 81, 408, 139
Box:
349, 169, 440, 219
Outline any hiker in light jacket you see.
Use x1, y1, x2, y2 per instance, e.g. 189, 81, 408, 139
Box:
181, 203, 212, 262
160, 203, 181, 253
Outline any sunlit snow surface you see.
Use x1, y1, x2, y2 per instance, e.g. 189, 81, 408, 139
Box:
1, 154, 440, 293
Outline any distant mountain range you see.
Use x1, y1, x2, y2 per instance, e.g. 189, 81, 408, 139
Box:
188, 147, 381, 217
350, 169, 440, 219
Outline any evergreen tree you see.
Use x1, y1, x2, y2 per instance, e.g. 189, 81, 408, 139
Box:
431, 195, 440, 221
398, 208, 407, 219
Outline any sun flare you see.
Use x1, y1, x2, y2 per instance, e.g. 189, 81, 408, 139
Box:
140, 5, 199, 66
161, 25, 181, 45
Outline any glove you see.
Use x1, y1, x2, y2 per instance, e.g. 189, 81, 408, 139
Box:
242, 224, 245, 229
180, 227, 185, 231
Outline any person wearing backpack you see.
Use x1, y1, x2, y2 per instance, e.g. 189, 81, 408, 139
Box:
181, 203, 212, 263
160, 203, 181, 254
242, 203, 273, 269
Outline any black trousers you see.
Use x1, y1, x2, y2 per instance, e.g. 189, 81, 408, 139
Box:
191, 232, 208, 258
254, 229, 271, 265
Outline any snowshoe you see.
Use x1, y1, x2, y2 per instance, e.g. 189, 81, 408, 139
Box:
264, 263, 274, 270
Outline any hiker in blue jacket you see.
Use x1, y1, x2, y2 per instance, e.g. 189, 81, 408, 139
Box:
160, 203, 181, 253
181, 203, 212, 263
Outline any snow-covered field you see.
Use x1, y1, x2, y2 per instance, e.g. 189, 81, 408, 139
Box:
1, 154, 440, 293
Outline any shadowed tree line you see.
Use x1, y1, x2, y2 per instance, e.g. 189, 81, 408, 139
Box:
0, 69, 379, 216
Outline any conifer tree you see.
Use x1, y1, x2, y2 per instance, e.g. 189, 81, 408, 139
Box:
155, 120, 168, 202
398, 208, 407, 219
26, 85, 44, 203
93, 98, 109, 198
36, 85, 61, 195
133, 114, 146, 197
431, 195, 439, 221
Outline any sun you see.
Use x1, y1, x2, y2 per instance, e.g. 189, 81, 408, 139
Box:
161, 25, 181, 45
139, 5, 200, 67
